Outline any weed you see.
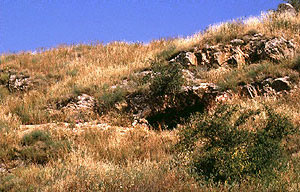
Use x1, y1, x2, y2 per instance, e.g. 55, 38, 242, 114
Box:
0, 86, 9, 102
246, 29, 260, 36
150, 60, 184, 98
66, 68, 79, 77
156, 45, 177, 60
217, 60, 299, 91
97, 85, 127, 114
177, 104, 296, 183
19, 130, 70, 164
0, 72, 9, 85
0, 120, 10, 132
11, 100, 50, 125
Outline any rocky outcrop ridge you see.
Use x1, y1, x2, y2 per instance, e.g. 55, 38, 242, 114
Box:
242, 76, 292, 98
170, 34, 296, 69
0, 70, 33, 92
123, 33, 297, 128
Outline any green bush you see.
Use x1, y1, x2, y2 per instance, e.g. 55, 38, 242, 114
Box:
11, 100, 50, 124
177, 104, 296, 183
19, 130, 70, 164
97, 85, 127, 114
149, 61, 184, 98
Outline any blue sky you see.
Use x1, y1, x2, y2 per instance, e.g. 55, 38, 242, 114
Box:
0, 0, 283, 53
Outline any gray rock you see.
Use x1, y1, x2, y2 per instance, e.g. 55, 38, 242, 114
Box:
277, 3, 297, 16
230, 39, 245, 46
169, 51, 197, 66
8, 73, 32, 92
242, 84, 258, 98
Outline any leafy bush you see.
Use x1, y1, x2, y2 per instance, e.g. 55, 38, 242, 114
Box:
177, 104, 296, 183
149, 60, 184, 98
19, 130, 70, 164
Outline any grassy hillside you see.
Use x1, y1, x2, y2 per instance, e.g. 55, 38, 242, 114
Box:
0, 10, 300, 191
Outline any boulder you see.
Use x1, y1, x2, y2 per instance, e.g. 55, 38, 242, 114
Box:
241, 76, 292, 98
241, 84, 259, 98
263, 37, 296, 61
277, 3, 297, 16
63, 94, 96, 110
169, 51, 197, 66
8, 73, 32, 92
271, 76, 291, 92
230, 39, 245, 46
51, 94, 97, 122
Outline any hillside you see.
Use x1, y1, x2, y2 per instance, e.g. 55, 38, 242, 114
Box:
1, 5, 300, 191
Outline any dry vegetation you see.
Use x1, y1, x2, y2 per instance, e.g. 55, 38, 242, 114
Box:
0, 11, 300, 191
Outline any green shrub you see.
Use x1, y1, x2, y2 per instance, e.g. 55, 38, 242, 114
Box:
150, 61, 184, 98
11, 100, 50, 125
0, 72, 9, 85
177, 104, 296, 183
97, 85, 127, 114
21, 130, 52, 146
19, 130, 70, 164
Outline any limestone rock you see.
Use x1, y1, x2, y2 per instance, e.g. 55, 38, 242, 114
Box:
8, 73, 33, 92
277, 3, 297, 16
230, 39, 245, 46
263, 37, 296, 61
63, 94, 96, 110
241, 76, 292, 98
173, 33, 297, 70
170, 51, 198, 66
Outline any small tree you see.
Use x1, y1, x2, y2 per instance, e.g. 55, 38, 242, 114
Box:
176, 105, 296, 183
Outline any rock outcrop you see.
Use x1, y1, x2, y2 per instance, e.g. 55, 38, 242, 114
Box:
51, 94, 97, 122
241, 76, 292, 98
170, 34, 296, 70
8, 73, 32, 92
0, 70, 34, 92
124, 33, 297, 128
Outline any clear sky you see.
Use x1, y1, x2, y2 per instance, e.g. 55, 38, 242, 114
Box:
0, 0, 283, 53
